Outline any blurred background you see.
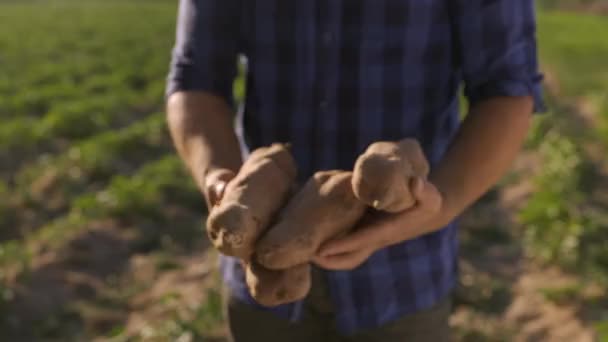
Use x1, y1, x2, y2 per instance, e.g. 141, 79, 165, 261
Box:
0, 0, 607, 341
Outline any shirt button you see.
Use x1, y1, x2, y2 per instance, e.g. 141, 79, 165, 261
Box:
322, 32, 334, 45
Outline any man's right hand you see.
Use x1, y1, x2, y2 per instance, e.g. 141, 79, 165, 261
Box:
204, 168, 237, 208
206, 168, 248, 269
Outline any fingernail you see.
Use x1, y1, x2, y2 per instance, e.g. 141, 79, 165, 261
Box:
217, 182, 226, 194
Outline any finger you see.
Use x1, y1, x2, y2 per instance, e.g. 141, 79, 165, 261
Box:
418, 182, 442, 212
212, 181, 228, 204
208, 188, 218, 207
205, 169, 236, 205
410, 176, 425, 199
313, 251, 368, 271
408, 178, 442, 213
215, 169, 237, 183
317, 228, 377, 257
208, 184, 226, 207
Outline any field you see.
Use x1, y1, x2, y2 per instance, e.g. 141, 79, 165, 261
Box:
0, 1, 607, 341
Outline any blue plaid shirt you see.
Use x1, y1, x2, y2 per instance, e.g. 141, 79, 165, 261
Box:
167, 0, 544, 335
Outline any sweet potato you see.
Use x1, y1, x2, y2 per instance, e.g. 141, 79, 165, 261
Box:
256, 170, 367, 270
245, 261, 311, 307
206, 143, 297, 260
351, 138, 429, 213
246, 143, 297, 181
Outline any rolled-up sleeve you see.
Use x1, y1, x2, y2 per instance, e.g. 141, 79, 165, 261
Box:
166, 0, 241, 104
453, 0, 546, 113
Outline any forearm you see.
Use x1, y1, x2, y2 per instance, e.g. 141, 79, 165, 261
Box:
166, 91, 242, 194
428, 95, 533, 228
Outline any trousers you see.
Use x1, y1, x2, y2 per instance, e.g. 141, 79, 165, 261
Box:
223, 266, 452, 342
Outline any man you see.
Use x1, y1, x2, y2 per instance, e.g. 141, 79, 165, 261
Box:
166, 0, 545, 341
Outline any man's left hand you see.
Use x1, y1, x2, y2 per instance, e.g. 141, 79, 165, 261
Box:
313, 176, 445, 271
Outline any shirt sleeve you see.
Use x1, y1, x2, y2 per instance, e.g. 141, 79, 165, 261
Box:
452, 0, 546, 113
166, 0, 241, 104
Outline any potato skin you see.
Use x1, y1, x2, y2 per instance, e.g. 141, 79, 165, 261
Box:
245, 261, 311, 307
206, 143, 297, 260
247, 143, 297, 181
351, 138, 429, 213
255, 170, 367, 270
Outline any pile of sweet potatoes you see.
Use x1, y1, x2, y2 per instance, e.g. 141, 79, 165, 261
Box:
206, 139, 429, 306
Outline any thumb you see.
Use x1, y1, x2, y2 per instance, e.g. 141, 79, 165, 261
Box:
211, 182, 228, 205
206, 169, 237, 206
409, 176, 442, 211
410, 176, 425, 200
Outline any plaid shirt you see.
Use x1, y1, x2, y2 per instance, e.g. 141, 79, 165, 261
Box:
167, 0, 544, 335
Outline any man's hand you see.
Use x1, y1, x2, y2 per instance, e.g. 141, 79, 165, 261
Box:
314, 95, 533, 271
204, 168, 236, 207
205, 167, 247, 269
313, 176, 444, 271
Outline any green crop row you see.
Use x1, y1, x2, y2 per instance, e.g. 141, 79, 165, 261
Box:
72, 155, 200, 223
0, 2, 175, 179
513, 12, 608, 283
12, 112, 169, 211
0, 154, 200, 283
538, 12, 608, 98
